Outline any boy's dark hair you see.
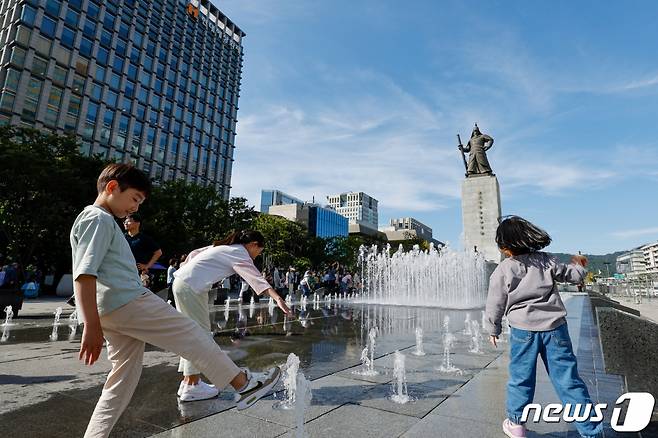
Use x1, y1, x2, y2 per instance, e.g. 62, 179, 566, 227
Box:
97, 163, 151, 196
213, 230, 265, 248
495, 216, 551, 255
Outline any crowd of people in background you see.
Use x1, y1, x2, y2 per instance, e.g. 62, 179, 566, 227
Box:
1, 211, 363, 313
263, 263, 361, 301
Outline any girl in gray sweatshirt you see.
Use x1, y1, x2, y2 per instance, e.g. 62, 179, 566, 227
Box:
485, 216, 602, 438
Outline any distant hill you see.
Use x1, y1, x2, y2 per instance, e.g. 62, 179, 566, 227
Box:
553, 251, 625, 276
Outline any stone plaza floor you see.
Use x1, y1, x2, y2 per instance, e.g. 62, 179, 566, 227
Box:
0, 293, 646, 437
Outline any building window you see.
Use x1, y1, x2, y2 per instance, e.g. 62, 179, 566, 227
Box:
0, 90, 16, 112
64, 94, 81, 130
21, 5, 37, 26
86, 1, 100, 19
60, 26, 76, 48
79, 37, 94, 58
90, 83, 102, 100
16, 25, 32, 46
31, 56, 48, 76
100, 30, 112, 47
22, 77, 43, 120
40, 16, 57, 38
10, 46, 27, 68
65, 8, 79, 27
45, 0, 62, 18
3, 69, 21, 93
106, 90, 118, 107
45, 85, 63, 126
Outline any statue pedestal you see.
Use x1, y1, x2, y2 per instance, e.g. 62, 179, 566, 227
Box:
462, 174, 502, 263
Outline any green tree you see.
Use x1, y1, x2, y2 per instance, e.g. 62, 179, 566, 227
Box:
253, 214, 309, 269
0, 126, 106, 274
140, 180, 258, 258
325, 234, 388, 270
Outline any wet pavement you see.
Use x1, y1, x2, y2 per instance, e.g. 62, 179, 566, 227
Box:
0, 293, 641, 437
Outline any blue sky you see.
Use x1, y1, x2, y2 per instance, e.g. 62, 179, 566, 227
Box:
220, 0, 658, 255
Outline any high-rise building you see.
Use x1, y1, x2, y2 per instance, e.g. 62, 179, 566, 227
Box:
327, 191, 378, 230
0, 0, 244, 198
260, 189, 304, 214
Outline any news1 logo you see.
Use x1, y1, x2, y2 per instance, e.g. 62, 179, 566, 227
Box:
521, 392, 655, 432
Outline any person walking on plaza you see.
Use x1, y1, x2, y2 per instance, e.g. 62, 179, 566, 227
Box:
485, 216, 602, 438
123, 213, 162, 286
166, 258, 178, 306
285, 266, 296, 298
71, 164, 285, 438
172, 230, 291, 401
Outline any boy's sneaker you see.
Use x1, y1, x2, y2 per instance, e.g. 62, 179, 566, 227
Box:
503, 419, 527, 438
179, 381, 219, 402
235, 366, 281, 410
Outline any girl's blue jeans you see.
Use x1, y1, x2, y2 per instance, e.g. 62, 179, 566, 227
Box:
507, 323, 603, 438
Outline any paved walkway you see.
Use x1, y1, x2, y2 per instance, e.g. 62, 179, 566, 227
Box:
606, 295, 658, 323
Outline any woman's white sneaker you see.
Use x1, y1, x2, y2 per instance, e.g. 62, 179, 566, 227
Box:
179, 381, 219, 402
235, 367, 281, 410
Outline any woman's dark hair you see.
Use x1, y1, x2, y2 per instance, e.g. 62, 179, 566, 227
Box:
495, 216, 551, 255
213, 230, 265, 247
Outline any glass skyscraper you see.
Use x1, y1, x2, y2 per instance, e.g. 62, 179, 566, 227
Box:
0, 0, 244, 198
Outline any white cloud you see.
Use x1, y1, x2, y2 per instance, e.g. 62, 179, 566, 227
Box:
611, 227, 658, 239
231, 70, 462, 212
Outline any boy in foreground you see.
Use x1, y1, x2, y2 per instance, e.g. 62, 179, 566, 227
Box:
71, 164, 281, 438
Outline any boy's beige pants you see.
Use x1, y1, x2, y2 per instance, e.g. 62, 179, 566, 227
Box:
84, 292, 241, 438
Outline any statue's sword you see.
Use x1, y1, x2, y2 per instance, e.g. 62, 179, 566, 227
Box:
456, 134, 468, 175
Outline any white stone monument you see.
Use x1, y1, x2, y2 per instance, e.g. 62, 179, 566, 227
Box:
462, 175, 502, 263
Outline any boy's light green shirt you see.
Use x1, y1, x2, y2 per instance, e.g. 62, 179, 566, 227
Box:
70, 205, 146, 316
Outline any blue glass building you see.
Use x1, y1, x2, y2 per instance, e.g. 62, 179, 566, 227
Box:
260, 189, 304, 213
0, 0, 244, 198
308, 206, 348, 239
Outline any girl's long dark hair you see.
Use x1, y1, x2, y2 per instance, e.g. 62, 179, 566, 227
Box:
213, 230, 265, 247
495, 216, 551, 255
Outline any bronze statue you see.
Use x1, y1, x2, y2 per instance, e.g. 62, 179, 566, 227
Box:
457, 123, 494, 176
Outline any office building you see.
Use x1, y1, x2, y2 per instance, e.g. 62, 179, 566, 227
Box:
327, 191, 378, 231
0, 0, 243, 198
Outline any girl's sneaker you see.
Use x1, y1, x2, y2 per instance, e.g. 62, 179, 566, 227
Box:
179, 380, 219, 402
503, 419, 527, 438
235, 366, 282, 410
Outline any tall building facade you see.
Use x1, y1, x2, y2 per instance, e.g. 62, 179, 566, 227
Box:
616, 248, 646, 279
327, 191, 378, 230
260, 189, 304, 214
641, 242, 658, 275
0, 0, 243, 198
